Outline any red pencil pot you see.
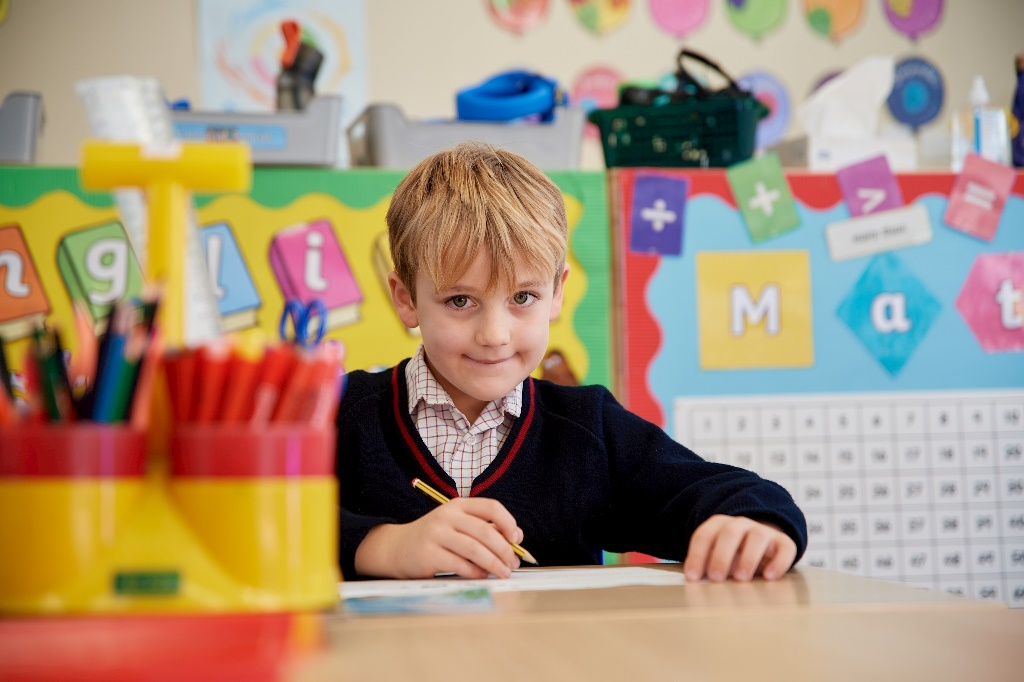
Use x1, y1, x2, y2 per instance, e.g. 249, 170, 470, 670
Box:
168, 425, 339, 610
0, 424, 147, 612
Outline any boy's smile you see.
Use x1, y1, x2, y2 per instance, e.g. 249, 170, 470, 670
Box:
389, 250, 568, 424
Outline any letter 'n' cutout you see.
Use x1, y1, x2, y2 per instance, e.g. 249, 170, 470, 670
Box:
0, 224, 50, 340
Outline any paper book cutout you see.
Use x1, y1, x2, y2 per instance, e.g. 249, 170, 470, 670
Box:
373, 231, 419, 337
200, 222, 261, 332
835, 155, 904, 218
837, 253, 942, 375
0, 224, 50, 340
56, 220, 145, 332
956, 252, 1024, 353
725, 153, 800, 243
629, 174, 687, 256
269, 219, 362, 329
944, 153, 1016, 241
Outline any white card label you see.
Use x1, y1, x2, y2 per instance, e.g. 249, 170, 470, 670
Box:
826, 204, 932, 262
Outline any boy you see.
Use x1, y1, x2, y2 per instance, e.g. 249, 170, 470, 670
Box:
336, 143, 806, 582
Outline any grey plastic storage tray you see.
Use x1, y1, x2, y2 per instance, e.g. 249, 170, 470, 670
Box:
171, 95, 342, 166
348, 104, 584, 170
0, 92, 44, 163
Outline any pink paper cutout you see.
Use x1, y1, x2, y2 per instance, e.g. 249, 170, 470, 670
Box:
956, 252, 1024, 352
943, 153, 1015, 241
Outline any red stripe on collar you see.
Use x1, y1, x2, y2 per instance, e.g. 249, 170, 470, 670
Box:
392, 365, 459, 498
471, 378, 534, 496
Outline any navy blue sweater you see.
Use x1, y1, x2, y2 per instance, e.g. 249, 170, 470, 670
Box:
336, 361, 807, 579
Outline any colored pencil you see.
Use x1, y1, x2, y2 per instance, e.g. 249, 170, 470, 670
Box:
250, 344, 295, 424
163, 348, 198, 422
0, 372, 16, 425
193, 341, 231, 423
271, 350, 315, 423
130, 327, 164, 430
90, 306, 129, 423
219, 330, 266, 423
0, 334, 12, 398
108, 324, 147, 423
411, 478, 538, 566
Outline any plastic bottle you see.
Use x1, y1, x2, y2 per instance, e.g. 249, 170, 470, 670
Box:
951, 75, 1011, 171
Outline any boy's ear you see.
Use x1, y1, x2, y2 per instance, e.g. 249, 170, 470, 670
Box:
387, 271, 420, 329
549, 264, 570, 322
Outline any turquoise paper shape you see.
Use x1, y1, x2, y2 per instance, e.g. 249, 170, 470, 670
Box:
837, 254, 942, 376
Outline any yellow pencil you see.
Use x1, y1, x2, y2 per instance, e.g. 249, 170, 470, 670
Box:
411, 478, 538, 566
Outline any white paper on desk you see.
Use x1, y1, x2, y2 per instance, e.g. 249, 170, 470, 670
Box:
340, 567, 685, 600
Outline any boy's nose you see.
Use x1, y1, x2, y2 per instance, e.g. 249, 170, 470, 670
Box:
476, 309, 511, 346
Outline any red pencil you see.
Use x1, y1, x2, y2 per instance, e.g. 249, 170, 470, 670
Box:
0, 378, 17, 425
219, 332, 266, 423
163, 348, 198, 423
271, 349, 314, 423
250, 344, 296, 424
193, 342, 231, 423
309, 343, 344, 427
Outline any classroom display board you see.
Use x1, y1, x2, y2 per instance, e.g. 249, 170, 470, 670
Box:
0, 168, 611, 393
612, 167, 1024, 606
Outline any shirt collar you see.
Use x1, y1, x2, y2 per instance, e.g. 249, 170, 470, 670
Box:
405, 345, 523, 419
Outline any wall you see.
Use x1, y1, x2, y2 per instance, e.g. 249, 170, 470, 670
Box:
0, 0, 1022, 168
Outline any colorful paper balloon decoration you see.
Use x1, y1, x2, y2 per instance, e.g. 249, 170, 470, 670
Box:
737, 71, 791, 149
886, 56, 944, 130
648, 0, 710, 38
572, 65, 625, 139
487, 0, 551, 34
882, 0, 943, 41
569, 0, 632, 35
724, 0, 787, 40
804, 0, 863, 42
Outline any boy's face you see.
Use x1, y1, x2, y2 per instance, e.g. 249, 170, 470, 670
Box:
388, 249, 569, 422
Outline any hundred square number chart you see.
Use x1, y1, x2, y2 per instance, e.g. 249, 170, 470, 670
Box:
675, 391, 1024, 604
610, 168, 1024, 606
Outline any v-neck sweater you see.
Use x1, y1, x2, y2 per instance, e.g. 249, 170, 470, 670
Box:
336, 360, 807, 580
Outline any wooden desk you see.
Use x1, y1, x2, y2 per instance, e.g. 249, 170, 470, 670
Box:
291, 566, 1024, 682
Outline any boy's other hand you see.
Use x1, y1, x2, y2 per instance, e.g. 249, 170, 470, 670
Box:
354, 497, 523, 580
682, 515, 797, 583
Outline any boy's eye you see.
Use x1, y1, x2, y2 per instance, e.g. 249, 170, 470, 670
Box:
512, 292, 536, 305
448, 295, 470, 308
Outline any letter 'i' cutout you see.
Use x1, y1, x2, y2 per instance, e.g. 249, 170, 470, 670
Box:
269, 220, 363, 330
0, 224, 50, 340
304, 230, 328, 291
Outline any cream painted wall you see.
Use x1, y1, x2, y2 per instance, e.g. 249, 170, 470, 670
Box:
1, 0, 1021, 168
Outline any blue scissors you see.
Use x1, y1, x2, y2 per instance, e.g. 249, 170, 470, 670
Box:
279, 298, 327, 349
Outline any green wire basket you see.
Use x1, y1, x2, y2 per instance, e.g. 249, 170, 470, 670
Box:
587, 50, 768, 168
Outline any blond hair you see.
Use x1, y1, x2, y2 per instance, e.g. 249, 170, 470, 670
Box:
386, 143, 568, 301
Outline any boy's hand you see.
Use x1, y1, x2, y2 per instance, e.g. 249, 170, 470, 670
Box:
683, 515, 796, 583
354, 497, 523, 579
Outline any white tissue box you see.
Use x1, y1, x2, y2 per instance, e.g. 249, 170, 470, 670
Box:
808, 136, 917, 171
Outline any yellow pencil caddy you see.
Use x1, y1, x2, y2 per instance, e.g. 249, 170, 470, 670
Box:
0, 423, 338, 615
